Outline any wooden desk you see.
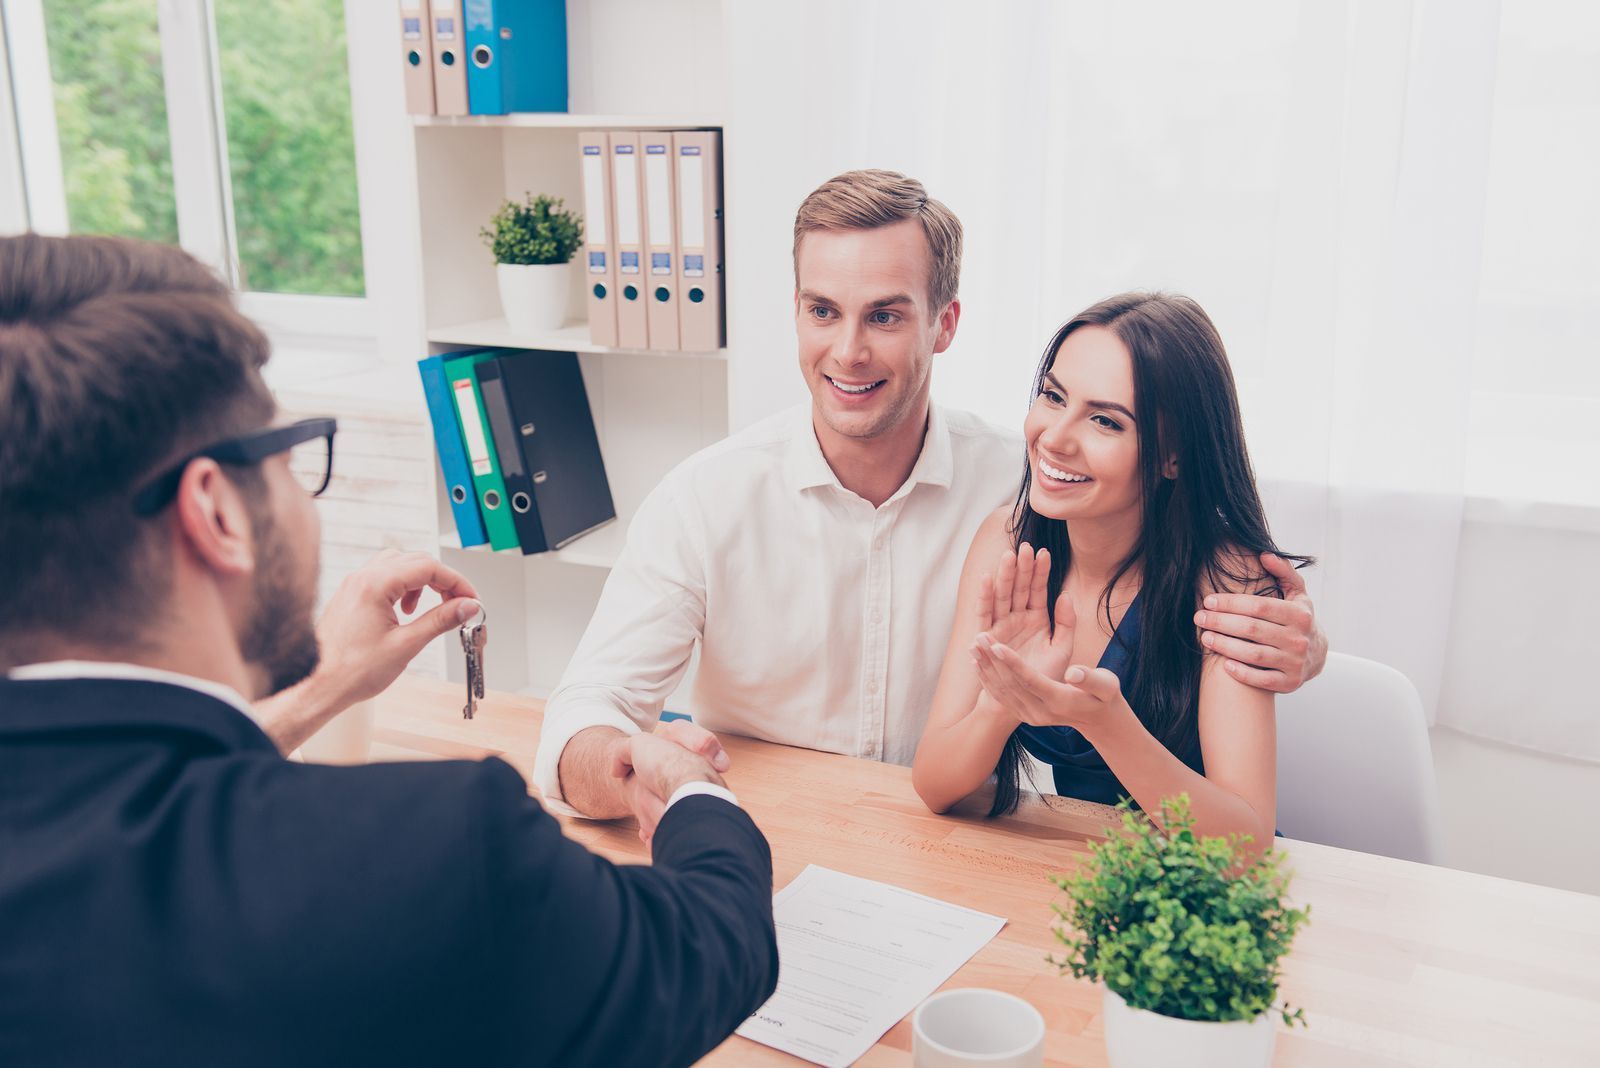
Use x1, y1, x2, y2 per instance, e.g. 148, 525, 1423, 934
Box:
369, 675, 1600, 1066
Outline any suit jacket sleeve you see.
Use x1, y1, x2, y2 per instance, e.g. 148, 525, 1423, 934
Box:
476, 761, 778, 1067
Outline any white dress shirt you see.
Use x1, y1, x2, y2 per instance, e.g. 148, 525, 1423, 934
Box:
534, 402, 1022, 815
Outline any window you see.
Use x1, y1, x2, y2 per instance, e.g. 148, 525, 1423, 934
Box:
6, 0, 365, 307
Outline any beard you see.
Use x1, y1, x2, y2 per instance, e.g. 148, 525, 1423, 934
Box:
239, 506, 321, 697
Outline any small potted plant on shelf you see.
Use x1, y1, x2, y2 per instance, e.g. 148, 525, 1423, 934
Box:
1051, 795, 1309, 1067
480, 192, 583, 334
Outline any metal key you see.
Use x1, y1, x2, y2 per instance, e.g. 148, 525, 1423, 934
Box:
460, 605, 487, 719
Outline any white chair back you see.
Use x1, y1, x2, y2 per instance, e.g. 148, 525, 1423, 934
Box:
1275, 652, 1441, 864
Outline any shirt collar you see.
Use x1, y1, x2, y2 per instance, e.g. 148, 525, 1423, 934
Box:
783, 402, 956, 496
7, 660, 260, 724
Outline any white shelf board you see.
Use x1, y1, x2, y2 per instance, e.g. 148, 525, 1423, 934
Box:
414, 113, 722, 130
428, 317, 726, 359
440, 516, 625, 569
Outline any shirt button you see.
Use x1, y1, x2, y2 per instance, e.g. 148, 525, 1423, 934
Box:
867, 679, 880, 695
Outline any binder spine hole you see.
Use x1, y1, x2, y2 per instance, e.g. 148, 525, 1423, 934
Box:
451, 486, 468, 504
483, 490, 501, 509
472, 45, 492, 68
593, 283, 607, 300
623, 285, 639, 301
512, 492, 532, 514
655, 287, 670, 303
689, 288, 705, 303
408, 50, 422, 67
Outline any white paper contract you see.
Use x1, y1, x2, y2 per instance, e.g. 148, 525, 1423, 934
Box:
736, 865, 1007, 1067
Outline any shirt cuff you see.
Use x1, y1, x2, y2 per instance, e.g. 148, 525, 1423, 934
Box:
664, 780, 740, 812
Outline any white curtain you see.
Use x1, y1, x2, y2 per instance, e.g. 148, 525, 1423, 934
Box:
724, 0, 1600, 761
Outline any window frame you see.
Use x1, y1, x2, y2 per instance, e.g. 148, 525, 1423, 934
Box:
0, 0, 371, 339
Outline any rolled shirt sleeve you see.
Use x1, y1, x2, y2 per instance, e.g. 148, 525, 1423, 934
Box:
533, 474, 709, 815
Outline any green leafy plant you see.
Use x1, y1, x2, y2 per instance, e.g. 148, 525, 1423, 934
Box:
1050, 795, 1309, 1027
480, 193, 584, 266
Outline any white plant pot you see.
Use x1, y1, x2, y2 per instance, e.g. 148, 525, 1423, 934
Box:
496, 261, 570, 334
1102, 988, 1276, 1068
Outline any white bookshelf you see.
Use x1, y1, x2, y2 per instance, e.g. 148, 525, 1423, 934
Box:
427, 316, 726, 360
392, 0, 735, 697
412, 113, 722, 130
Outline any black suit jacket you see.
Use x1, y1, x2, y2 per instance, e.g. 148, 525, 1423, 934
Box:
0, 677, 778, 1067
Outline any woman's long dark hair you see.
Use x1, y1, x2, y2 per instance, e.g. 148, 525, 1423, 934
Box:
990, 292, 1311, 817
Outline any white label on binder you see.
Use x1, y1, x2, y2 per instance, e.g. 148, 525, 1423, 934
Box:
679, 154, 706, 250
452, 379, 492, 476
614, 152, 642, 251
645, 149, 672, 266
582, 150, 608, 245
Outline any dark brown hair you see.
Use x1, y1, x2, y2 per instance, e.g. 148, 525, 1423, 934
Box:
793, 169, 963, 310
0, 233, 275, 662
991, 292, 1312, 816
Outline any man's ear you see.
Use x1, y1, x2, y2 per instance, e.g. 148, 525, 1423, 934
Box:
173, 460, 256, 578
932, 298, 962, 354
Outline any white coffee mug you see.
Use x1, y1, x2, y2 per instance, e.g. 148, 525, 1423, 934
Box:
295, 699, 375, 765
913, 988, 1046, 1068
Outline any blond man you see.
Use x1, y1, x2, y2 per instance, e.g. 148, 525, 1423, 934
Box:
535, 170, 1325, 828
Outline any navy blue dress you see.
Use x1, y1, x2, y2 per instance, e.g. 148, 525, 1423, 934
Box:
1014, 594, 1205, 807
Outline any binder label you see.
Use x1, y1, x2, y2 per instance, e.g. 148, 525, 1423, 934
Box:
645, 144, 667, 155
620, 251, 640, 273
581, 148, 609, 244
402, 17, 423, 37
651, 252, 672, 274
681, 146, 702, 156
434, 17, 456, 39
684, 254, 705, 278
678, 154, 706, 247
451, 379, 493, 476
589, 251, 607, 273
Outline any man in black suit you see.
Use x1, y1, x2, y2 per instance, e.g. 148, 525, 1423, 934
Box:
0, 233, 778, 1066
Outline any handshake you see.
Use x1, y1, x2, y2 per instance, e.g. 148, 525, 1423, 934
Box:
606, 720, 732, 845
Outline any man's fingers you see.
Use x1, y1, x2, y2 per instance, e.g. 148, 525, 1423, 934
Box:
1223, 658, 1296, 694
1012, 544, 1034, 615
371, 551, 481, 606
1196, 604, 1292, 645
1200, 629, 1294, 670
655, 719, 731, 772
400, 588, 423, 616
1199, 593, 1307, 628
396, 597, 481, 656
1261, 552, 1309, 600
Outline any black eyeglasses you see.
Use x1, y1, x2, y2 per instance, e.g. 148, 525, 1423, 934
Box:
131, 417, 339, 516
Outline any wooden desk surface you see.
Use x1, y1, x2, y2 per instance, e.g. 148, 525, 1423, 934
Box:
370, 675, 1600, 1067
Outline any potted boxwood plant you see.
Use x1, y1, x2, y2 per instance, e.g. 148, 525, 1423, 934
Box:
480, 193, 583, 334
1051, 795, 1309, 1067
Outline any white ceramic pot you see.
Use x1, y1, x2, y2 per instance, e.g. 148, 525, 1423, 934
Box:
496, 261, 569, 334
1102, 988, 1276, 1068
